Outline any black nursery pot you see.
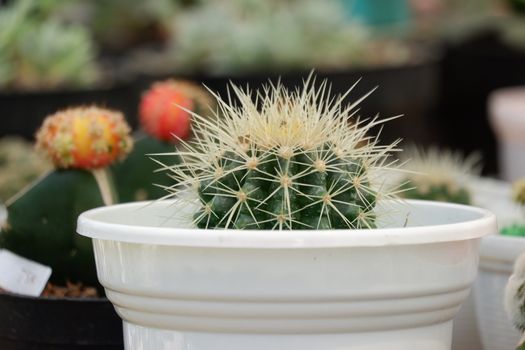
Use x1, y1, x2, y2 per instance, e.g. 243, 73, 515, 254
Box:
0, 292, 123, 349
0, 82, 139, 140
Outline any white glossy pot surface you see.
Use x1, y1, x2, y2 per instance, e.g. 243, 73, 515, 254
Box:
77, 200, 496, 350
451, 177, 518, 350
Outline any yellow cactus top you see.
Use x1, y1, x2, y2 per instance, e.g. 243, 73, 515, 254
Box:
35, 106, 133, 169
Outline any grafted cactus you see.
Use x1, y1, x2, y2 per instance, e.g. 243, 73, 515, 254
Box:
158, 78, 401, 230
0, 106, 133, 287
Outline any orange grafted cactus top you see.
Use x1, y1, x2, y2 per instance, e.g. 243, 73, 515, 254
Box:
36, 106, 133, 169
139, 79, 213, 143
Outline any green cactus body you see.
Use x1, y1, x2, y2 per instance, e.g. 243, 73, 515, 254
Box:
113, 135, 178, 202
0, 170, 104, 287
159, 78, 400, 230
194, 147, 375, 230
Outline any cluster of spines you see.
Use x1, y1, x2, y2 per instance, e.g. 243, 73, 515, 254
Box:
398, 146, 480, 205
156, 78, 401, 230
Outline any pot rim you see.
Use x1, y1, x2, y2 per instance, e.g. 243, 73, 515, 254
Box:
480, 233, 525, 262
77, 199, 496, 248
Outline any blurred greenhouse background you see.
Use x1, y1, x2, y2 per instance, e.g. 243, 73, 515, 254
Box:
4, 2, 525, 349
2, 0, 525, 194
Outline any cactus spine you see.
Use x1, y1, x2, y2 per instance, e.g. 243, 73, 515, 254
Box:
158, 78, 401, 230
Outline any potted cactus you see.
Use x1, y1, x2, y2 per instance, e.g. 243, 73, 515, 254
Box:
77, 78, 496, 350
0, 106, 133, 349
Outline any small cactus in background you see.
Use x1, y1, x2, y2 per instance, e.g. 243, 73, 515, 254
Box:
397, 146, 481, 205
501, 179, 525, 237
505, 252, 525, 349
139, 79, 214, 142
0, 0, 99, 90
157, 78, 402, 230
0, 106, 133, 289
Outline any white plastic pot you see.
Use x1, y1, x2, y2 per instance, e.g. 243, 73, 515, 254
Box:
463, 177, 525, 350
451, 293, 482, 350
451, 177, 514, 350
474, 235, 525, 350
77, 199, 495, 350
489, 86, 525, 181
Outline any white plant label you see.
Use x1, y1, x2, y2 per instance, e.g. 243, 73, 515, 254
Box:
0, 249, 52, 296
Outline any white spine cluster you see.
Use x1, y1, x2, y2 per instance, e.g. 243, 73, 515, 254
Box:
154, 76, 403, 230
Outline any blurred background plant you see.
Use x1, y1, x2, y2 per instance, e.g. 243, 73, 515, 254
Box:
123, 0, 413, 77
501, 179, 525, 236
85, 0, 179, 54
2, 0, 525, 171
4, 0, 525, 85
397, 146, 481, 205
0, 0, 100, 90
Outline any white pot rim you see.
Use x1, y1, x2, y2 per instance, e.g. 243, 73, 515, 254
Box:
480, 233, 525, 261
77, 199, 496, 248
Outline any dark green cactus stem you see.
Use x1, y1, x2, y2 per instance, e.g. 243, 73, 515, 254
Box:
0, 170, 105, 288
112, 135, 178, 202
194, 144, 377, 230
